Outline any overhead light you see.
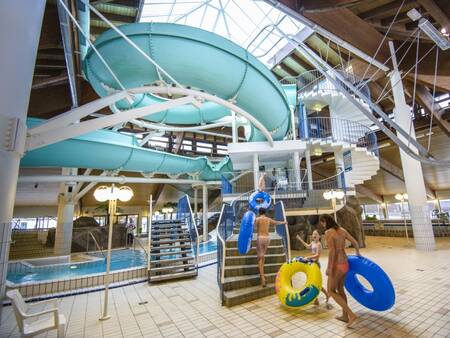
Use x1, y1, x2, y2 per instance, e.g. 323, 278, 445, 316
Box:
407, 9, 450, 51
276, 65, 282, 69
313, 147, 322, 156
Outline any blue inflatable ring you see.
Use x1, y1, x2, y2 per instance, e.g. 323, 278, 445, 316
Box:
237, 211, 255, 254
248, 191, 271, 211
345, 255, 395, 311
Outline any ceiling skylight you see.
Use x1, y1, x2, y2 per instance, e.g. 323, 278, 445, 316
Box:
139, 0, 304, 66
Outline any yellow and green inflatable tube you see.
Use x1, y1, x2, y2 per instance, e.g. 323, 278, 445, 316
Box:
275, 257, 322, 307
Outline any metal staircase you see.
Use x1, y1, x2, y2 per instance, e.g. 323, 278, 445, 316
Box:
148, 220, 197, 282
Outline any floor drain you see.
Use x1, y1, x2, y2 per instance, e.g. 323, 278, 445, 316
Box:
138, 301, 148, 305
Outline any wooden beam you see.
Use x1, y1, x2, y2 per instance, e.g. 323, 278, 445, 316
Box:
298, 6, 391, 64
355, 185, 384, 204
305, 34, 342, 66
360, 0, 418, 20
380, 157, 436, 198
407, 73, 450, 92
349, 58, 386, 81
412, 83, 450, 138
297, 0, 361, 12
291, 51, 315, 71
418, 0, 450, 32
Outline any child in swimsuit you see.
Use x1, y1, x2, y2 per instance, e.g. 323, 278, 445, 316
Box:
297, 230, 330, 306
255, 208, 287, 287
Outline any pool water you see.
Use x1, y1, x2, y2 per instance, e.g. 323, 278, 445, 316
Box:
7, 240, 217, 284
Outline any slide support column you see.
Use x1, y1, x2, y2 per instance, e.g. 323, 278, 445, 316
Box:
388, 41, 435, 251
0, 0, 46, 322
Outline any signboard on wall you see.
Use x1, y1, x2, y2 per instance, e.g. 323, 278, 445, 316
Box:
343, 150, 352, 172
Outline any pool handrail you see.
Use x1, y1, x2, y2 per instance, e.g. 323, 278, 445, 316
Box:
177, 194, 200, 273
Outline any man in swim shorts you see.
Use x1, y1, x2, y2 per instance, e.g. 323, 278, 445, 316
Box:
255, 208, 287, 287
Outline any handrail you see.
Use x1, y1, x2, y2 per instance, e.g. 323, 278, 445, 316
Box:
186, 197, 200, 272
133, 235, 149, 257
88, 231, 105, 258
299, 117, 379, 155
216, 204, 227, 289
177, 195, 200, 272
274, 201, 291, 262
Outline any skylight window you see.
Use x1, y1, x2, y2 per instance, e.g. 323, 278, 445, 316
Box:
139, 0, 304, 66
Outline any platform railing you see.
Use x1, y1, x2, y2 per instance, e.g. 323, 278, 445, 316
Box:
299, 117, 379, 156
177, 195, 199, 272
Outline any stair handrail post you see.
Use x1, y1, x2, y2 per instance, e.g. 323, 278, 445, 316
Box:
147, 195, 152, 272
185, 195, 200, 272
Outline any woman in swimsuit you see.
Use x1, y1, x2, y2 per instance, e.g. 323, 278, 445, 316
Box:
320, 214, 360, 328
296, 230, 330, 306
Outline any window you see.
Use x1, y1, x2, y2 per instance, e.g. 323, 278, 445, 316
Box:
94, 216, 106, 226
139, 0, 305, 66
387, 202, 410, 219
363, 204, 381, 220
217, 144, 228, 155
197, 141, 212, 153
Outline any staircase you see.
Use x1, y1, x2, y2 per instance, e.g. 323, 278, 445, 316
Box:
221, 233, 286, 307
148, 220, 197, 283
9, 231, 53, 260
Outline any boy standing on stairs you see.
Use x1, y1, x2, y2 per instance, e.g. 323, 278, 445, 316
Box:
255, 208, 287, 287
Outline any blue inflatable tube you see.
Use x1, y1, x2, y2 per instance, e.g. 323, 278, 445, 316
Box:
237, 211, 255, 254
248, 191, 272, 211
345, 255, 395, 311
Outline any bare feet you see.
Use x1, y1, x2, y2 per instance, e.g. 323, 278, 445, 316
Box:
347, 313, 358, 328
261, 276, 266, 288
335, 315, 349, 323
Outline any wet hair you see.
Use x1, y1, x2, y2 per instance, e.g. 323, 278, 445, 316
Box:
258, 208, 266, 215
319, 214, 339, 230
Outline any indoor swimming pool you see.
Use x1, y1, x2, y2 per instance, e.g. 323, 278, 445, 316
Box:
7, 239, 217, 284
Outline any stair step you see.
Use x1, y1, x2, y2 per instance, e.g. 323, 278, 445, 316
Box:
151, 234, 190, 240
225, 254, 286, 266
152, 224, 185, 229
151, 238, 191, 245
151, 256, 194, 265
225, 238, 283, 248
149, 263, 196, 273
151, 229, 186, 234
223, 273, 278, 291
151, 244, 191, 251
149, 270, 197, 283
224, 263, 282, 277
151, 249, 192, 257
223, 283, 276, 307
226, 245, 285, 256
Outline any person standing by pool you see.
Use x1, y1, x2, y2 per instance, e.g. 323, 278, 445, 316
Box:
320, 214, 360, 328
296, 230, 330, 306
255, 208, 287, 287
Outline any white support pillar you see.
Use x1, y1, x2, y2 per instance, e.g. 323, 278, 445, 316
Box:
54, 195, 75, 255
253, 153, 259, 190
194, 188, 198, 220
388, 41, 435, 251
335, 149, 345, 188
305, 150, 313, 190
202, 184, 208, 241
293, 152, 301, 190
231, 111, 238, 143
54, 168, 76, 256
0, 0, 46, 322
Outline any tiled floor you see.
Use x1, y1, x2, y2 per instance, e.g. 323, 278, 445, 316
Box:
1, 236, 449, 338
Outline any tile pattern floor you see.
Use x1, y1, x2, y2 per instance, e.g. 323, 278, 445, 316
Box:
1, 237, 449, 338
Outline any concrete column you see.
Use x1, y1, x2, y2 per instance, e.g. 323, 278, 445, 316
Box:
54, 169, 76, 255
231, 111, 238, 143
388, 41, 435, 251
194, 188, 198, 219
335, 149, 345, 188
293, 152, 301, 190
0, 0, 46, 321
253, 153, 259, 190
202, 184, 208, 241
305, 150, 313, 190
54, 194, 75, 255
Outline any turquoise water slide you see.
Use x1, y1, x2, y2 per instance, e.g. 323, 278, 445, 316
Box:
21, 23, 296, 179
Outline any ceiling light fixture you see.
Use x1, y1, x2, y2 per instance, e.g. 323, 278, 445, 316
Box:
407, 9, 449, 50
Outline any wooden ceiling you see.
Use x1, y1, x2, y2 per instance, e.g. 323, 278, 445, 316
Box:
26, 0, 450, 203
